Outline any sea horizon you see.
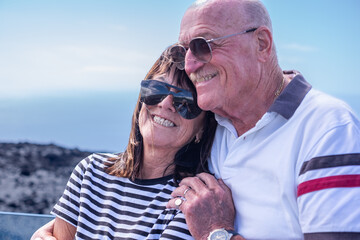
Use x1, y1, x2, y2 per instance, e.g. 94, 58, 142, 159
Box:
1, 91, 359, 153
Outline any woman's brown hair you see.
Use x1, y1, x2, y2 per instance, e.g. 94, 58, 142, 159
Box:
106, 52, 217, 184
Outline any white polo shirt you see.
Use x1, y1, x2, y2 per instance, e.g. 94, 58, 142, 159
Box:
209, 72, 360, 239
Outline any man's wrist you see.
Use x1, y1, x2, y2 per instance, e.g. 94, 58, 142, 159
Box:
230, 233, 245, 240
207, 228, 241, 240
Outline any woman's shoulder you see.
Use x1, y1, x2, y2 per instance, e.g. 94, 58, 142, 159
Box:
71, 153, 126, 184
77, 152, 122, 171
90, 152, 121, 162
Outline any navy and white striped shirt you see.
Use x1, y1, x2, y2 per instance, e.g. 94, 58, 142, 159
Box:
51, 153, 193, 240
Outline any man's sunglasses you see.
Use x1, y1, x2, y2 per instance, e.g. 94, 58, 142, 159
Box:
140, 80, 202, 119
167, 28, 257, 68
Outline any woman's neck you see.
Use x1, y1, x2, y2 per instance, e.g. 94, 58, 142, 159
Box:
139, 145, 177, 179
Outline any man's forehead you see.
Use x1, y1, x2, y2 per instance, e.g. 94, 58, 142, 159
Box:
179, 2, 243, 42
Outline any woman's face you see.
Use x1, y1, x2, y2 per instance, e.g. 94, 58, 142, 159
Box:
138, 73, 205, 155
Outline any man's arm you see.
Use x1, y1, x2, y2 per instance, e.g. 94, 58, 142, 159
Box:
167, 173, 240, 240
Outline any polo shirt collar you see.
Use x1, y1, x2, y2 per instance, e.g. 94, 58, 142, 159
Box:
268, 71, 312, 119
215, 71, 312, 129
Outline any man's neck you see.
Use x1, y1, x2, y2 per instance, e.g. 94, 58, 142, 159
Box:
233, 74, 292, 136
213, 93, 271, 137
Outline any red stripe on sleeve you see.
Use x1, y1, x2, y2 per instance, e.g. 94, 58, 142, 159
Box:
297, 174, 360, 197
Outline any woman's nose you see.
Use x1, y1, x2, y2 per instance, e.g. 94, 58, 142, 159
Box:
158, 94, 176, 112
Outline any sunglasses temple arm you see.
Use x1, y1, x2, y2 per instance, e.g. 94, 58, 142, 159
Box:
208, 27, 258, 42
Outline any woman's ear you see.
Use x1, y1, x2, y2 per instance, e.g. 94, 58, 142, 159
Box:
195, 128, 204, 143
255, 26, 273, 62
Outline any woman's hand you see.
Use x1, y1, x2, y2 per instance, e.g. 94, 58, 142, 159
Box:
31, 217, 76, 240
31, 219, 56, 240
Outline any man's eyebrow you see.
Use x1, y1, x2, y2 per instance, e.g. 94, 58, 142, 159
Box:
179, 33, 213, 45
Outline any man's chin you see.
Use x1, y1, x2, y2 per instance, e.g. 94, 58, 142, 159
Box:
197, 98, 213, 112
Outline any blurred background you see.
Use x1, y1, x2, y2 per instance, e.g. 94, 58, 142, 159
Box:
1, 0, 359, 152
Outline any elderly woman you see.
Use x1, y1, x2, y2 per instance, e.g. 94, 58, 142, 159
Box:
31, 52, 217, 240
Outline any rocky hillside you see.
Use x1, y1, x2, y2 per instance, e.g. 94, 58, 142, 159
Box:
0, 142, 93, 214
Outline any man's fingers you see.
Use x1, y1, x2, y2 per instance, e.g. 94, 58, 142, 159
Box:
168, 174, 227, 213
218, 178, 232, 193
195, 173, 219, 189
172, 173, 223, 200
166, 197, 185, 210
166, 197, 175, 209
178, 175, 209, 192
171, 184, 190, 198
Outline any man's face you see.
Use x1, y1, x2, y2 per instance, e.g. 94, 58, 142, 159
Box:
179, 2, 259, 117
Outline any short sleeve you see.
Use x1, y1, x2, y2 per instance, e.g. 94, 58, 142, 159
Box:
297, 122, 360, 233
51, 155, 92, 227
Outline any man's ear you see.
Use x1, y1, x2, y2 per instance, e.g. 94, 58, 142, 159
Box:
255, 26, 273, 62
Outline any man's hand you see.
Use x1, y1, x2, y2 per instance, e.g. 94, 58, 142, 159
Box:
30, 219, 56, 240
167, 173, 236, 240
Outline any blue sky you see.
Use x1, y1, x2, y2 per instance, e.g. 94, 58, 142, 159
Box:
0, 1, 359, 151
1, 0, 359, 98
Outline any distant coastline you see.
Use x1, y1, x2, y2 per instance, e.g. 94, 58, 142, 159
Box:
0, 142, 92, 214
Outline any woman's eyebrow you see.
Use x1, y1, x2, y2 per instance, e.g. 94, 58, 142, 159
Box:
155, 76, 166, 81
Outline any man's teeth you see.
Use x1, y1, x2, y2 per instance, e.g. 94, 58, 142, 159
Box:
153, 116, 175, 127
191, 72, 217, 83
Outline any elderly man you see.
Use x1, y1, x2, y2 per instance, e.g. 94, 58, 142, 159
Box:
167, 0, 360, 240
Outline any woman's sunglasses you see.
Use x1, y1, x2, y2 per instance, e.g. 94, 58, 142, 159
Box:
140, 80, 202, 120
167, 28, 257, 68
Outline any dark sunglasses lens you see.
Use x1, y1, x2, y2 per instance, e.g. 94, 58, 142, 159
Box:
141, 80, 202, 119
169, 45, 186, 63
173, 98, 202, 119
143, 94, 166, 105
140, 81, 169, 105
189, 38, 211, 63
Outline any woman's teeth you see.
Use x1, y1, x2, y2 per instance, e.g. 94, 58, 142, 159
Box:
153, 116, 175, 127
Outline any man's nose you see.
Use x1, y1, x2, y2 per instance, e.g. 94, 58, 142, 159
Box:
184, 49, 205, 75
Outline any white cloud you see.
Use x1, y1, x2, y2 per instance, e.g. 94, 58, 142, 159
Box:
0, 43, 156, 98
81, 65, 124, 73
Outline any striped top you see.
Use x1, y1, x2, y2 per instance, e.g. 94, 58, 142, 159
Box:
51, 153, 193, 240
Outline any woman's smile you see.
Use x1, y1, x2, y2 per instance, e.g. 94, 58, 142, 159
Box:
152, 115, 176, 127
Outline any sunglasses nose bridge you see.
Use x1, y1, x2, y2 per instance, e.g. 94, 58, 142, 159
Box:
158, 93, 176, 113
185, 47, 198, 62
184, 49, 207, 75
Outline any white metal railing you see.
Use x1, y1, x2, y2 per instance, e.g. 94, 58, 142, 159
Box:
0, 211, 55, 240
